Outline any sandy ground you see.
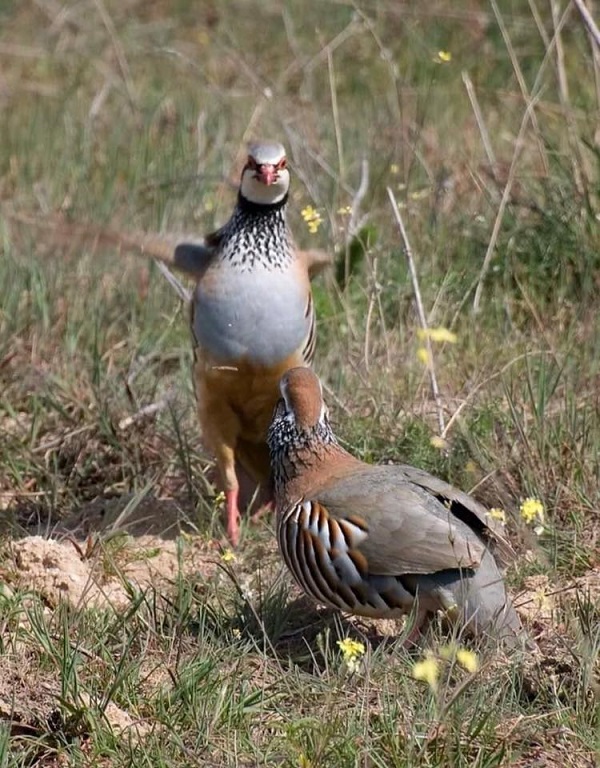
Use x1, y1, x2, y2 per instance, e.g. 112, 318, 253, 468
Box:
0, 496, 228, 742
1, 495, 598, 753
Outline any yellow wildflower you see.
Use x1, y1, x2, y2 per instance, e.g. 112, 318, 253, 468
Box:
390, 163, 400, 175
487, 507, 507, 524
220, 548, 236, 563
520, 497, 545, 536
438, 643, 456, 660
232, 628, 241, 638
533, 588, 551, 612
337, 205, 352, 215
439, 644, 478, 672
301, 205, 323, 234
430, 435, 448, 450
214, 491, 226, 506
412, 654, 439, 691
337, 637, 366, 673
456, 648, 479, 673
416, 347, 430, 365
434, 50, 452, 63
520, 498, 544, 524
409, 188, 430, 201
417, 326, 458, 344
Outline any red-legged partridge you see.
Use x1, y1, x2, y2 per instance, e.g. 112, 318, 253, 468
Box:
188, 142, 332, 547
10, 143, 331, 547
267, 367, 532, 649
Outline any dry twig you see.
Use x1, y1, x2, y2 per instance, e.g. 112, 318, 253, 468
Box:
386, 188, 445, 436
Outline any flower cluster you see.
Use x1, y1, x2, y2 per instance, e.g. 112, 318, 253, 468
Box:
487, 507, 507, 525
434, 50, 452, 64
412, 654, 440, 689
220, 548, 236, 563
337, 637, 366, 673
520, 497, 545, 535
413, 644, 479, 691
417, 327, 458, 344
430, 435, 448, 451
301, 205, 323, 234
416, 326, 457, 366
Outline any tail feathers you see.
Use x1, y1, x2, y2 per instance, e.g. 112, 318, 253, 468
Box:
426, 549, 533, 650
5, 211, 210, 277
459, 549, 534, 650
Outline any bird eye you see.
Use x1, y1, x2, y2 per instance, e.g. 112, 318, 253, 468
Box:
246, 156, 258, 170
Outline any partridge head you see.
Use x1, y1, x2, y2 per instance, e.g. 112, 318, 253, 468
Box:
239, 141, 290, 205
268, 367, 532, 650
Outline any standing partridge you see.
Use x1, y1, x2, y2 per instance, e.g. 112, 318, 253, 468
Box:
8, 142, 331, 547
267, 367, 531, 649
188, 142, 333, 546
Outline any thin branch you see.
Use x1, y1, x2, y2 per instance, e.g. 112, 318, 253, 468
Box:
348, 157, 369, 239
551, 0, 585, 196
154, 261, 191, 303
450, 9, 567, 322
321, 381, 352, 416
386, 188, 445, 436
342, 157, 383, 370
440, 351, 550, 439
462, 71, 497, 169
92, 0, 137, 109
472, 93, 541, 313
573, 0, 600, 47
489, 0, 549, 175
118, 390, 177, 430
581, 1, 600, 113
527, 0, 551, 48
327, 46, 345, 183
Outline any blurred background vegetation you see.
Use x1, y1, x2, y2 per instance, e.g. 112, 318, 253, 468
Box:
0, 1, 598, 765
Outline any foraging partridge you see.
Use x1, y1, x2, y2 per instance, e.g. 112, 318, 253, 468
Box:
267, 367, 530, 649
8, 142, 332, 547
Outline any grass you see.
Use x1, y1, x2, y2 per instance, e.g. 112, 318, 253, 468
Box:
0, 0, 599, 765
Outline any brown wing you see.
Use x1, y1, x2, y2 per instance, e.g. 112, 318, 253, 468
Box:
393, 465, 515, 565
316, 467, 487, 576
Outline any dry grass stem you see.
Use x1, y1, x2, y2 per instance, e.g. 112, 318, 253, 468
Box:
473, 92, 542, 313
2, 4, 598, 764
386, 187, 446, 436
573, 0, 600, 47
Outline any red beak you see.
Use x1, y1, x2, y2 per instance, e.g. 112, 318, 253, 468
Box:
257, 164, 277, 185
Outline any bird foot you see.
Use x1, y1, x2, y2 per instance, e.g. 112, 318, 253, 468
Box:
400, 610, 430, 649
249, 498, 274, 526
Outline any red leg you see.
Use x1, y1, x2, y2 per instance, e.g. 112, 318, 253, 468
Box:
250, 497, 274, 525
401, 608, 430, 648
225, 487, 241, 548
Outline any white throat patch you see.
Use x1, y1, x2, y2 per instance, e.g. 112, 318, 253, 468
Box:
240, 168, 290, 205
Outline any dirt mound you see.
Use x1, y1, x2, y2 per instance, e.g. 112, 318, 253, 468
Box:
3, 533, 219, 611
